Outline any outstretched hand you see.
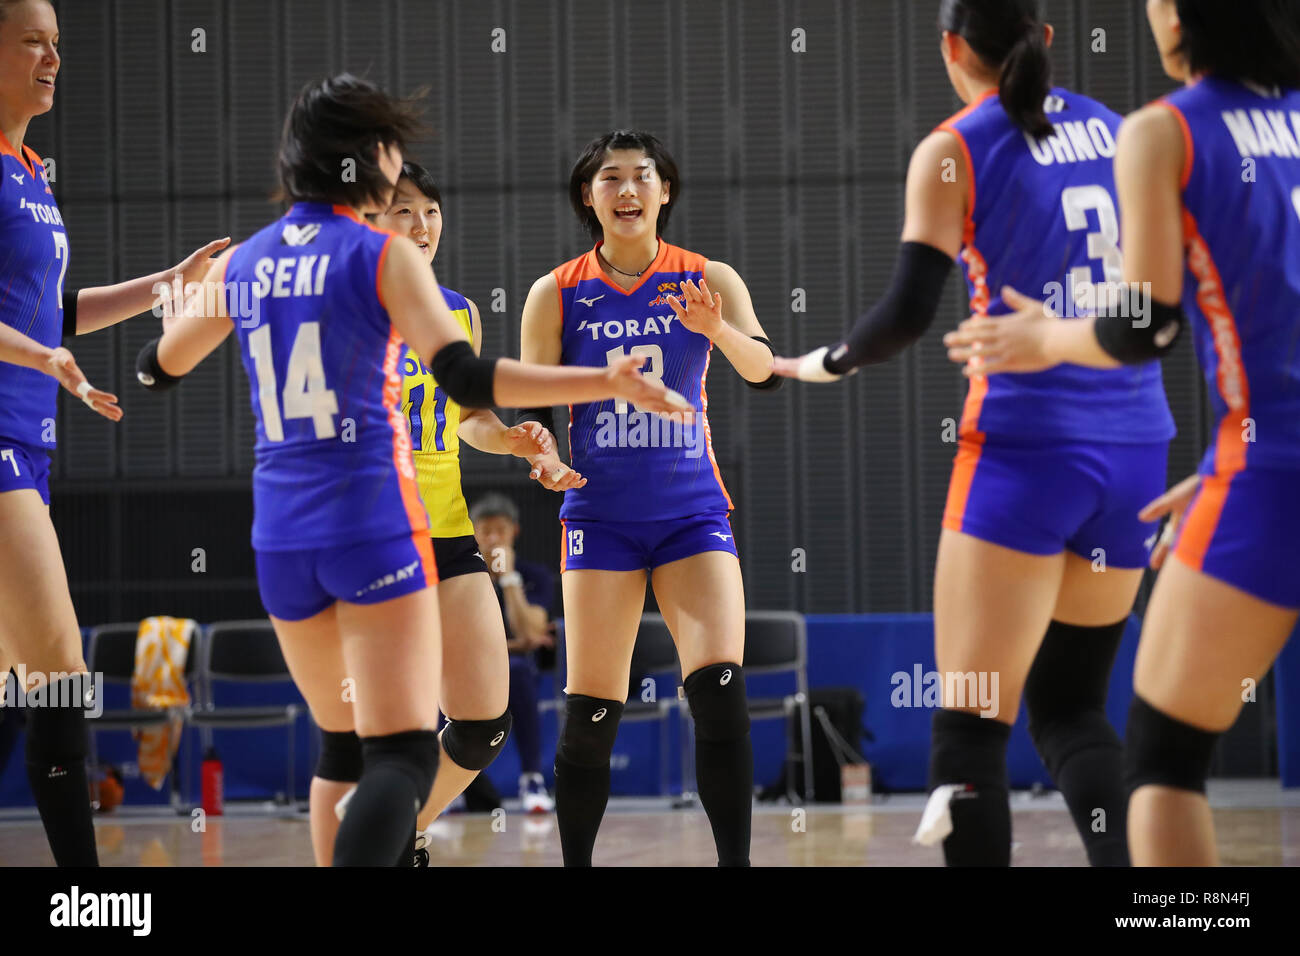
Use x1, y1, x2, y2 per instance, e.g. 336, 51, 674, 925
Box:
46, 347, 122, 422
667, 277, 725, 339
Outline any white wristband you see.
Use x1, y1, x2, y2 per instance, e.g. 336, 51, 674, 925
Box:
498, 572, 523, 589
797, 346, 847, 383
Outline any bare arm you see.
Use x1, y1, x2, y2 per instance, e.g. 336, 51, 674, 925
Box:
383, 238, 682, 412
72, 237, 231, 335
457, 298, 556, 459
155, 249, 236, 376
666, 261, 773, 383
0, 325, 120, 420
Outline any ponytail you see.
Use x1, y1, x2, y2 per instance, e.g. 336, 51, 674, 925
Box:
999, 25, 1053, 138
938, 0, 1054, 138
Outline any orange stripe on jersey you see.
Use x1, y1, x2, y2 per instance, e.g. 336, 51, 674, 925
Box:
1172, 473, 1233, 572
935, 116, 992, 438
1183, 208, 1251, 474
383, 325, 432, 536
0, 130, 38, 177
413, 530, 439, 587
1155, 101, 1195, 191
942, 438, 985, 533
559, 519, 568, 573
698, 344, 734, 511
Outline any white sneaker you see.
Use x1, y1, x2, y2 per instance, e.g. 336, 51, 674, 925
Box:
519, 773, 554, 814
412, 826, 433, 867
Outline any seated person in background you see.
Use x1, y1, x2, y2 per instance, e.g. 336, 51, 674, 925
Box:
470, 493, 557, 813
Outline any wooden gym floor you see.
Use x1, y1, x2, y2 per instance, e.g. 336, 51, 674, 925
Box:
1, 781, 1296, 866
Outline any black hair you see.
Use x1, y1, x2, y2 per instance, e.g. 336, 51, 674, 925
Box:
568, 130, 680, 242
469, 493, 519, 525
938, 0, 1053, 138
397, 160, 442, 208
1173, 0, 1300, 90
275, 73, 427, 209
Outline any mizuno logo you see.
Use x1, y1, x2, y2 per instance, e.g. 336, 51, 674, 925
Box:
490, 731, 505, 746
592, 708, 608, 722
474, 551, 484, 560
281, 223, 322, 246
10, 173, 23, 184
577, 294, 606, 307
1154, 320, 1180, 348
710, 532, 733, 541
720, 669, 733, 686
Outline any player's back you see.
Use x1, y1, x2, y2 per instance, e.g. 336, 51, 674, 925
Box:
224, 203, 428, 550
1161, 77, 1300, 473
940, 87, 1175, 444
0, 138, 66, 450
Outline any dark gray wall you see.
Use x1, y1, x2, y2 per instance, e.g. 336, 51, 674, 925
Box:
35, 0, 1207, 622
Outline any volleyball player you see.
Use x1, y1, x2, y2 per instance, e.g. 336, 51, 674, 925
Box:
139, 75, 685, 866
518, 129, 783, 867
304, 162, 560, 867
0, 0, 226, 867
944, 0, 1300, 866
775, 0, 1174, 866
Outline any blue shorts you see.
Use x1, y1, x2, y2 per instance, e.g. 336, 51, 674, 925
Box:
560, 512, 737, 572
255, 531, 438, 621
0, 440, 50, 505
1173, 466, 1300, 609
943, 436, 1168, 569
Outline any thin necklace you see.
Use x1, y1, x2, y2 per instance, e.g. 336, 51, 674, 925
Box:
599, 240, 659, 279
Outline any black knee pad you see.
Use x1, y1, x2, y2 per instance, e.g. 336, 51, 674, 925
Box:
1125, 695, 1217, 795
316, 729, 363, 783
1025, 619, 1125, 726
558, 695, 623, 767
441, 711, 512, 771
684, 663, 750, 742
360, 730, 440, 800
928, 708, 1011, 790
25, 676, 92, 766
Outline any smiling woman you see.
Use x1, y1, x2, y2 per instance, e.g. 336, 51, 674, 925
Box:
516, 128, 783, 867
0, 0, 235, 870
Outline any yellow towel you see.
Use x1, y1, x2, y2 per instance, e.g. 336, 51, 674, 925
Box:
130, 617, 195, 790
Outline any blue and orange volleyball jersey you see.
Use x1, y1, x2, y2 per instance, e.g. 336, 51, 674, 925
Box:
0, 133, 65, 450
1158, 77, 1300, 475
398, 285, 475, 538
1159, 77, 1300, 607
555, 241, 732, 522
939, 87, 1175, 444
223, 202, 430, 551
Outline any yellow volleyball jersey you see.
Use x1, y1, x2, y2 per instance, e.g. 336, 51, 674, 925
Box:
400, 285, 475, 538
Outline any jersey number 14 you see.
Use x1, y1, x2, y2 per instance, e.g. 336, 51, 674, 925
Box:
248, 322, 340, 441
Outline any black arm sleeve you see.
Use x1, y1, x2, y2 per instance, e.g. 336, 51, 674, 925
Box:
515, 406, 556, 434
136, 337, 183, 392
62, 291, 78, 338
744, 335, 784, 391
430, 340, 499, 409
1093, 297, 1185, 364
823, 241, 954, 375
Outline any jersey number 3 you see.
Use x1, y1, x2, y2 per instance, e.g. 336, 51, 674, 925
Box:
1061, 185, 1122, 295
248, 323, 340, 441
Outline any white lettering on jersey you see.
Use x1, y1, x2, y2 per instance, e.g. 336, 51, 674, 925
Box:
583, 314, 675, 341
19, 198, 64, 225
251, 254, 332, 299
1221, 109, 1300, 159
1025, 118, 1117, 167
